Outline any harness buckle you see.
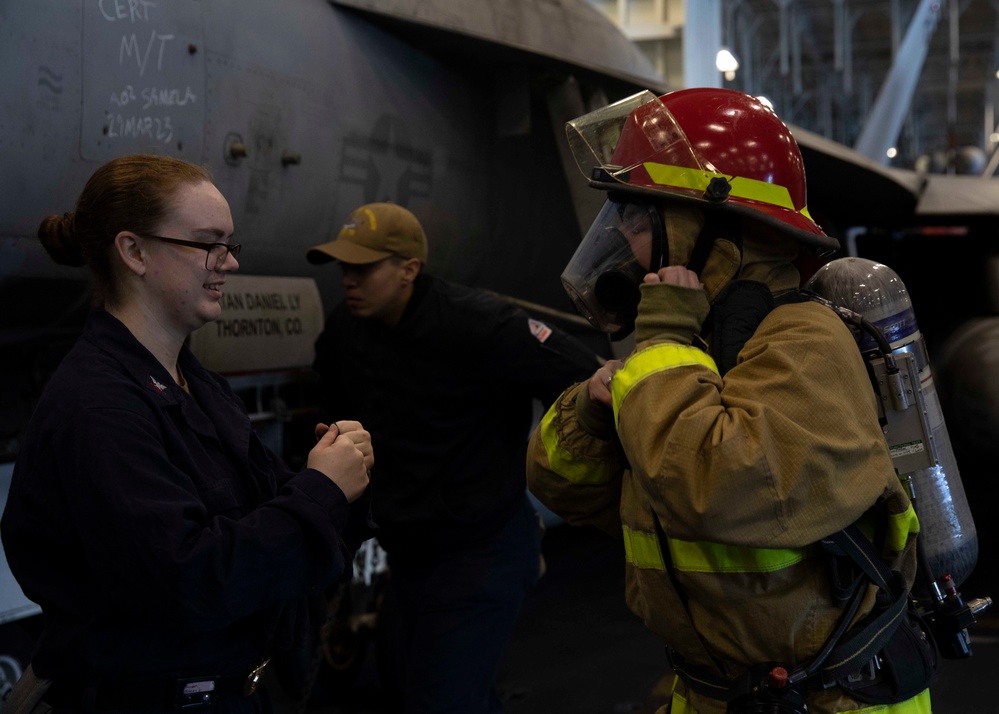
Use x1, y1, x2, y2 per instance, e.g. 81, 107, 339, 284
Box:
244, 659, 270, 696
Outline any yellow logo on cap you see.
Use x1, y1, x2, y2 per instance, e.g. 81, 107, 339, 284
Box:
341, 207, 377, 237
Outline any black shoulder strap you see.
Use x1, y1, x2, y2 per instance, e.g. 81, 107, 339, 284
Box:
702, 285, 808, 377
707, 280, 774, 375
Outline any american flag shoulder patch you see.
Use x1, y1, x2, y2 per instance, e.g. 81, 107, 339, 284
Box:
528, 318, 552, 343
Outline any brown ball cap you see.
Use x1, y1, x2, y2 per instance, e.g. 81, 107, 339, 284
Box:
307, 202, 428, 265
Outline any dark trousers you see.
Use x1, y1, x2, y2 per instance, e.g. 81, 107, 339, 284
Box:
387, 497, 543, 714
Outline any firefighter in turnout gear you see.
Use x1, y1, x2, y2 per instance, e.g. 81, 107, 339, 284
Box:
527, 88, 934, 713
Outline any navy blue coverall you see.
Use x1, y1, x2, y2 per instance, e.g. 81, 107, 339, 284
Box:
2, 310, 354, 712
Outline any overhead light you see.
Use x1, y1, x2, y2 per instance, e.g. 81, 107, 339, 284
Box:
887, 147, 898, 159
716, 48, 740, 81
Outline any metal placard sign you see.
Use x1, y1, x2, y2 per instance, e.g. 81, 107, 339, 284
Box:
188, 275, 325, 374
81, 0, 205, 161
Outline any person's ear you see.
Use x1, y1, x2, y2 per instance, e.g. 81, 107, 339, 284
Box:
114, 231, 148, 277
401, 258, 421, 284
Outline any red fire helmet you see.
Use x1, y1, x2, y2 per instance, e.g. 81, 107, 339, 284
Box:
566, 88, 838, 253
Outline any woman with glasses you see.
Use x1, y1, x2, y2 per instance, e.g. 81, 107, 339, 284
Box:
1, 154, 372, 713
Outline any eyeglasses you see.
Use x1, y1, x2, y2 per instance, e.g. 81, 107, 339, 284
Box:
142, 235, 242, 270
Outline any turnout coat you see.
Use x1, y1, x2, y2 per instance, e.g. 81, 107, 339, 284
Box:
526, 279, 928, 714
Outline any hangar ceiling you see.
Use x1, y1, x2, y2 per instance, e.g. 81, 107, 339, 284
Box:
590, 0, 999, 174
720, 0, 999, 173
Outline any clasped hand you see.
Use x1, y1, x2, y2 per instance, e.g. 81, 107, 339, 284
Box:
308, 421, 372, 502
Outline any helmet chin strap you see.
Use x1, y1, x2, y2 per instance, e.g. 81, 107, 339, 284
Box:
685, 210, 740, 273
648, 202, 667, 273
684, 210, 743, 302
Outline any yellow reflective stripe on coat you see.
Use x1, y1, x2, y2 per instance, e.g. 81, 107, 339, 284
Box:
887, 502, 920, 552
669, 688, 931, 713
537, 401, 620, 486
623, 509, 917, 575
612, 343, 718, 425
643, 161, 815, 222
839, 688, 932, 713
622, 527, 807, 574
668, 539, 808, 573
669, 683, 931, 713
855, 503, 920, 554
622, 526, 666, 570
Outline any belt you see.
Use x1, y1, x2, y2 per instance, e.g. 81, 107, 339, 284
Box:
44, 660, 270, 711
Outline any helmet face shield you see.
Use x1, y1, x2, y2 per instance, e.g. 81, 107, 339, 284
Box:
561, 198, 664, 338
565, 90, 713, 184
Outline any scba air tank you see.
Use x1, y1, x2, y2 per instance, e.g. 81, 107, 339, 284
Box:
804, 257, 978, 592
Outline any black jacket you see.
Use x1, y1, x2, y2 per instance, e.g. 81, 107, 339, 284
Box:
2, 310, 351, 680
313, 274, 598, 554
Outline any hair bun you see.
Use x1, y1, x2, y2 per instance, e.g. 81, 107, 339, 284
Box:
37, 212, 85, 267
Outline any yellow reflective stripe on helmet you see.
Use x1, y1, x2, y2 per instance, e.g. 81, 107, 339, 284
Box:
643, 162, 814, 221
612, 343, 718, 425
668, 538, 809, 573
538, 401, 620, 486
887, 502, 920, 552
622, 525, 666, 571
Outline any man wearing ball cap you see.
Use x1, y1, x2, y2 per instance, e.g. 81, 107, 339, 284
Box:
307, 202, 597, 713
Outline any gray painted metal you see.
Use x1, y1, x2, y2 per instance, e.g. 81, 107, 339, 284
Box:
80, 0, 206, 163
917, 174, 999, 216
0, 0, 663, 291
794, 124, 924, 196
329, 0, 665, 92
795, 122, 999, 226
802, 124, 999, 213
